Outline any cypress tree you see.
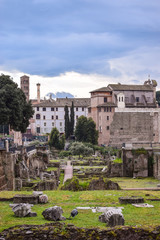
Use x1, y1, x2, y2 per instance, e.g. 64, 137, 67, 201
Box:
70, 101, 74, 135
64, 105, 70, 139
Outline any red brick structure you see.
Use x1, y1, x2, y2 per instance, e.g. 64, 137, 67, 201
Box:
20, 75, 30, 101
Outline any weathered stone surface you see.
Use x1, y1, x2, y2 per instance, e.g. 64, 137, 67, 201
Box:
0, 147, 50, 191
107, 162, 123, 177
13, 194, 39, 204
88, 177, 106, 190
119, 196, 144, 204
88, 177, 121, 190
9, 203, 36, 217
132, 203, 153, 208
42, 206, 66, 221
1, 223, 160, 240
15, 178, 22, 190
99, 210, 124, 227
27, 212, 37, 217
109, 112, 154, 148
0, 150, 15, 191
122, 148, 152, 178
105, 180, 121, 190
32, 191, 43, 196
61, 177, 83, 191
34, 180, 57, 191
39, 194, 48, 204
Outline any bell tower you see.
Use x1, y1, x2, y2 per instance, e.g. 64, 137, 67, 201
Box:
20, 75, 30, 101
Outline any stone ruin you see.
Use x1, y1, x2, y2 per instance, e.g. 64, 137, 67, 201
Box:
99, 209, 125, 227
42, 206, 66, 221
61, 176, 121, 191
88, 177, 121, 190
119, 196, 144, 204
1, 222, 159, 239
0, 146, 60, 191
9, 203, 37, 217
13, 191, 48, 204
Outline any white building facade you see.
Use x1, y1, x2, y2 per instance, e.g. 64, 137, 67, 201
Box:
32, 98, 90, 135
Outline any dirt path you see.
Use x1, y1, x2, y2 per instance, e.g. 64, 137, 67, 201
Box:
63, 161, 73, 183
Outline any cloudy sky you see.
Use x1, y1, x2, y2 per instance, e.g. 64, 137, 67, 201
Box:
0, 0, 160, 99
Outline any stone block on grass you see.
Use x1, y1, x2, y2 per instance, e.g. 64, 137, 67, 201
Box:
42, 206, 66, 221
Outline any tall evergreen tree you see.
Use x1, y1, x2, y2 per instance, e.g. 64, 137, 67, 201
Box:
75, 116, 88, 142
49, 127, 65, 150
64, 105, 70, 139
0, 74, 34, 133
70, 101, 74, 135
75, 116, 98, 144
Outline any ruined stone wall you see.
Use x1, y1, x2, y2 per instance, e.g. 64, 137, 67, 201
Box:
0, 148, 49, 191
122, 149, 153, 177
0, 223, 160, 240
0, 150, 7, 190
153, 151, 160, 179
107, 162, 123, 177
109, 112, 153, 147
0, 150, 16, 191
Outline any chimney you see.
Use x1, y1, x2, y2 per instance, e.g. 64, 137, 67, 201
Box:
37, 83, 40, 103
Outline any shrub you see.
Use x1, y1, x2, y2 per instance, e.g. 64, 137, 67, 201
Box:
69, 142, 93, 158
61, 177, 82, 191
59, 150, 71, 158
49, 128, 65, 150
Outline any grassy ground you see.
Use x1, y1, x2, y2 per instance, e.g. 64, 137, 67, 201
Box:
46, 167, 58, 171
49, 160, 60, 163
74, 166, 104, 169
1, 187, 160, 232
110, 177, 160, 189
1, 177, 160, 232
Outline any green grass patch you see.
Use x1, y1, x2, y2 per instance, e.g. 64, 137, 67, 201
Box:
74, 166, 104, 169
49, 159, 60, 163
1, 189, 160, 232
58, 173, 64, 189
30, 177, 41, 183
113, 158, 122, 164
109, 177, 160, 189
46, 167, 58, 171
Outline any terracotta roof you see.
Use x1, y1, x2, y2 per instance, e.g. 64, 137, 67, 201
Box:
90, 87, 112, 93
33, 98, 90, 107
125, 103, 157, 108
97, 102, 117, 107
108, 84, 153, 91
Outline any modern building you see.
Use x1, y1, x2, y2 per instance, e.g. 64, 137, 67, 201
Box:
88, 79, 160, 147
20, 75, 30, 101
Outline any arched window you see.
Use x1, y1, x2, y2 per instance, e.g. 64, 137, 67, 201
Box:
36, 114, 40, 119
